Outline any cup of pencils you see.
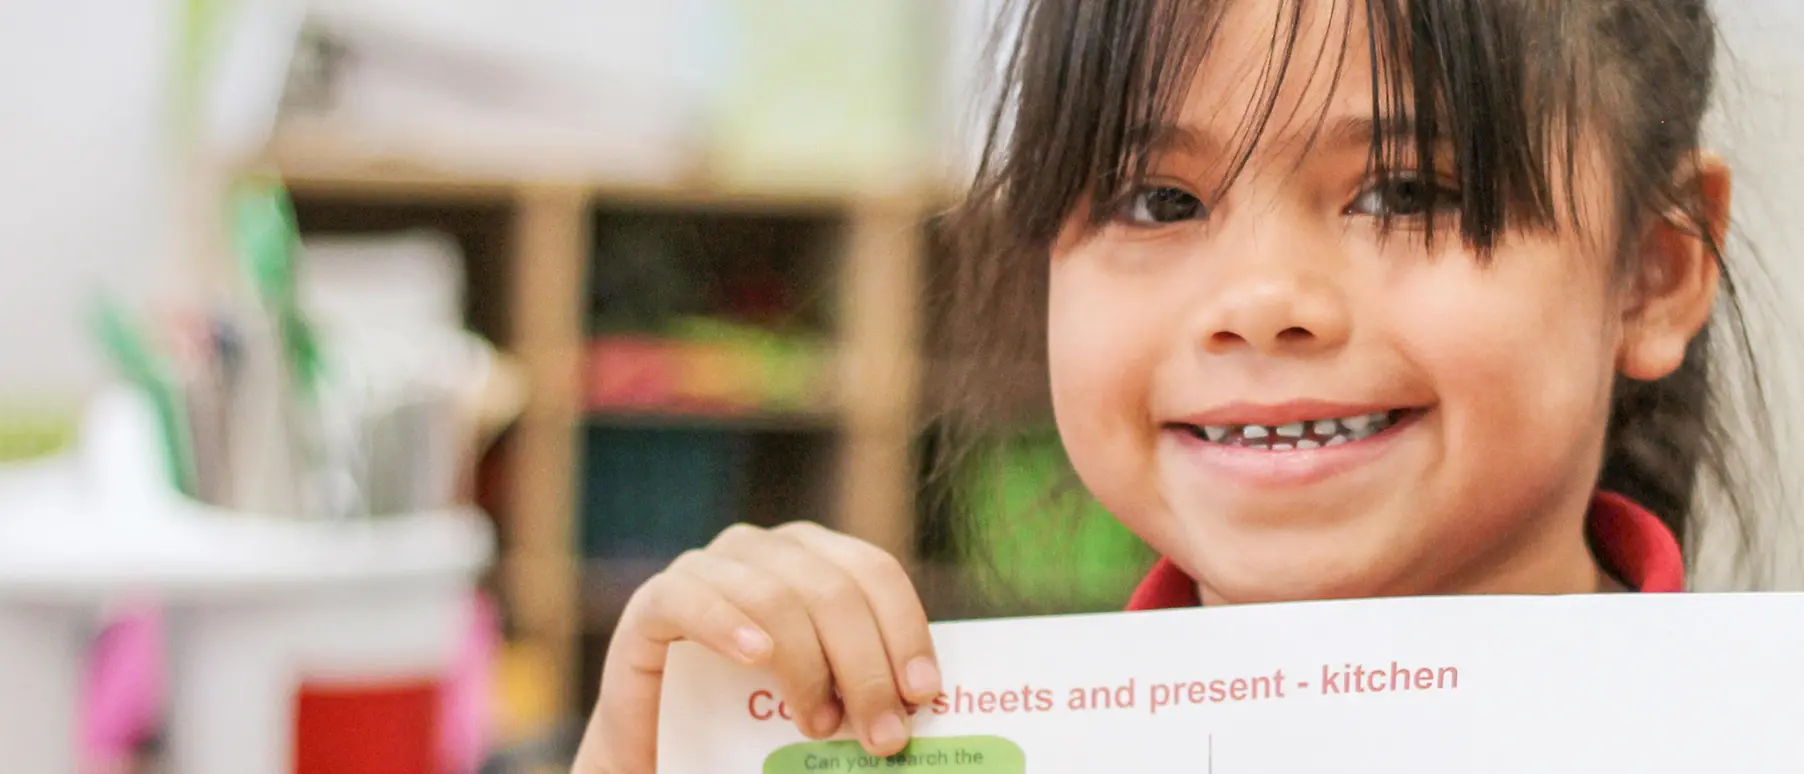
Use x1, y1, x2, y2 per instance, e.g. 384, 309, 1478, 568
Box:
93, 179, 513, 521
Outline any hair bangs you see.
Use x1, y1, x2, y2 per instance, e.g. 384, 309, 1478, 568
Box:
970, 0, 1606, 256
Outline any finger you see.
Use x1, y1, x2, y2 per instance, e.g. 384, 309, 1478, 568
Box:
578, 562, 767, 774
638, 554, 776, 665
779, 522, 942, 704
713, 526, 911, 756
674, 551, 843, 740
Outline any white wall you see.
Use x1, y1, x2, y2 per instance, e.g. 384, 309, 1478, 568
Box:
0, 3, 182, 401
1696, 2, 1804, 588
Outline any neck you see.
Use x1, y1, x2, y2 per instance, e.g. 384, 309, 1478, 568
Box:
1443, 485, 1621, 597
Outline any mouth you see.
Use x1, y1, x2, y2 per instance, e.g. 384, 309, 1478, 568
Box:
1171, 408, 1418, 451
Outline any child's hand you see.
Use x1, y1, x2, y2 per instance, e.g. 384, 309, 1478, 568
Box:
572, 521, 943, 773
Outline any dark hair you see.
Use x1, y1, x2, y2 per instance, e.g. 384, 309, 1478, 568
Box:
935, 0, 1780, 589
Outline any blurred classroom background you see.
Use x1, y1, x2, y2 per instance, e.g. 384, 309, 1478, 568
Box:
0, 2, 1156, 773
3, 1, 1804, 773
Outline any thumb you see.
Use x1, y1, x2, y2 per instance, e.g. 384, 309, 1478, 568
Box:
573, 611, 671, 774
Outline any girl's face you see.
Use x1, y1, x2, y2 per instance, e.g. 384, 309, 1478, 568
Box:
1046, 1, 1717, 603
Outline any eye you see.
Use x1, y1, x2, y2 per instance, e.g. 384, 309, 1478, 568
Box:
1346, 175, 1461, 218
1119, 186, 1207, 226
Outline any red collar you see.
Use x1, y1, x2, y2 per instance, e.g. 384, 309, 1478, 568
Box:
1126, 490, 1684, 610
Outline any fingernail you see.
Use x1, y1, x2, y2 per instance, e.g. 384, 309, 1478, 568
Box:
733, 627, 771, 662
906, 657, 940, 696
869, 713, 907, 750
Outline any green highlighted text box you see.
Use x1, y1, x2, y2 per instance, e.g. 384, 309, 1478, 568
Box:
764, 736, 1025, 774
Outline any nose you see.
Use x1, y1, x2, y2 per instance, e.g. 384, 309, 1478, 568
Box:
1194, 260, 1351, 358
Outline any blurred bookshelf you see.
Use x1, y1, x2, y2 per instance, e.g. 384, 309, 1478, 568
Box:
266, 134, 1162, 755
255, 2, 1157, 757
271, 126, 940, 730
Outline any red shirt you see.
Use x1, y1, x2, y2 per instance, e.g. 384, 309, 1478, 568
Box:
1126, 490, 1684, 610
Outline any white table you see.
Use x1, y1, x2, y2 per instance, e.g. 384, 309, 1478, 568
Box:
0, 396, 494, 774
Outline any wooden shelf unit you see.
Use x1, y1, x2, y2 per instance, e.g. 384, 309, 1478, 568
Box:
277, 147, 942, 718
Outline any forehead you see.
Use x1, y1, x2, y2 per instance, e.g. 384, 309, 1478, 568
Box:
1173, 0, 1392, 151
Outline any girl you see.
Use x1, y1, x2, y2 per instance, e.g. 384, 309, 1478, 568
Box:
576, 0, 1774, 770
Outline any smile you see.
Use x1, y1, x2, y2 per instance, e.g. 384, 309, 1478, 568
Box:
1164, 406, 1428, 488
1184, 410, 1406, 451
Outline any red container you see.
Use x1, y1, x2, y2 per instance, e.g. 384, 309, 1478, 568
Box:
586, 337, 680, 411
293, 678, 442, 774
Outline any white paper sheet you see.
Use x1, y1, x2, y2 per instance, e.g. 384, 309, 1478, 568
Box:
660, 593, 1804, 773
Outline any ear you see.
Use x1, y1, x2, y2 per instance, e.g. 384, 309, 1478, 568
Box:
1618, 153, 1731, 382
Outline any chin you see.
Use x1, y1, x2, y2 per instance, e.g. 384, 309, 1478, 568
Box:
1203, 568, 1398, 606
1175, 527, 1422, 605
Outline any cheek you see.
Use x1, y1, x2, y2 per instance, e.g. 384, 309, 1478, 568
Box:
1046, 248, 1170, 517
1393, 250, 1620, 491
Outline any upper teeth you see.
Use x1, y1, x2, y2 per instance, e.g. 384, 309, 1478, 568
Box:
1192, 411, 1396, 449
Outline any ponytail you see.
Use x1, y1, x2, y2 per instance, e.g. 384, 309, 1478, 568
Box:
1597, 337, 1711, 555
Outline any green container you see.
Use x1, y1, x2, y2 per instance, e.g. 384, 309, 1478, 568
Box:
0, 407, 79, 464
957, 431, 1156, 610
